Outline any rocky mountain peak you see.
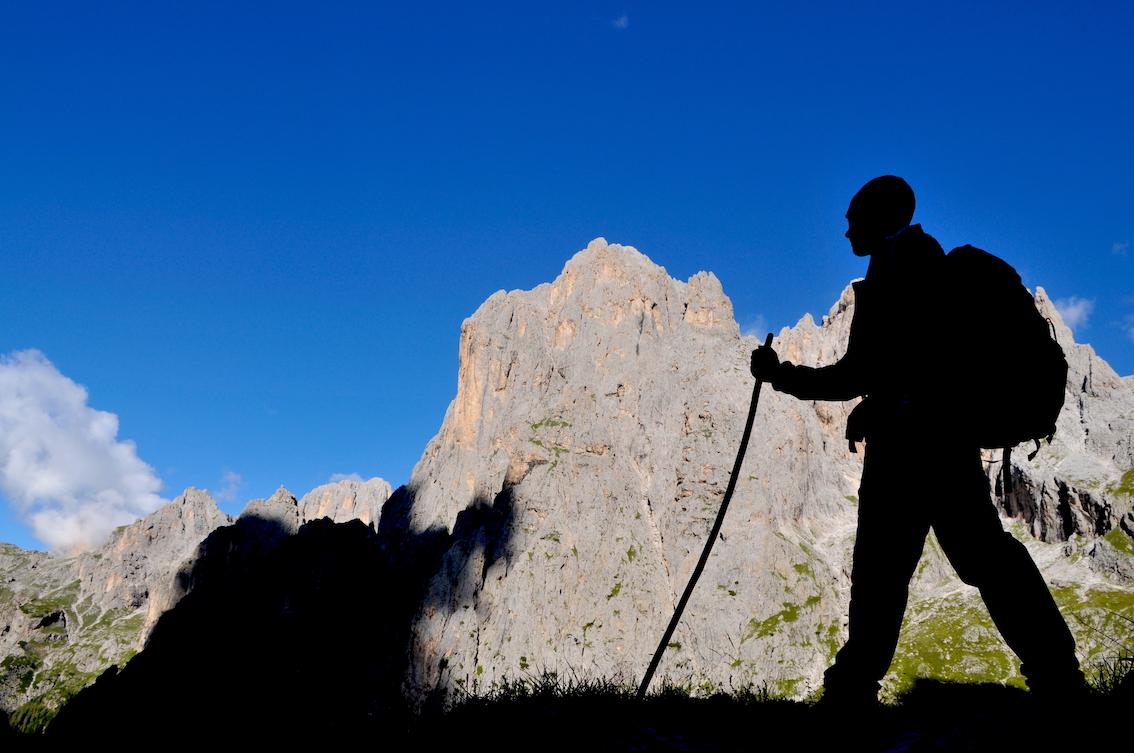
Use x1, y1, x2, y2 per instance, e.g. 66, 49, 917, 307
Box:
549, 238, 735, 333
90, 487, 230, 557
75, 487, 233, 622
415, 238, 743, 534
239, 486, 300, 535
298, 477, 392, 527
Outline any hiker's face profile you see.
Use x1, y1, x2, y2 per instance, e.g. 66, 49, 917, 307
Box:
845, 212, 883, 257
844, 177, 914, 257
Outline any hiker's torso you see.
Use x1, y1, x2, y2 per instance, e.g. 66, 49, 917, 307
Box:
845, 224, 954, 442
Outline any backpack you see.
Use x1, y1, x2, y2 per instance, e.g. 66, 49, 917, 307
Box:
945, 245, 1068, 472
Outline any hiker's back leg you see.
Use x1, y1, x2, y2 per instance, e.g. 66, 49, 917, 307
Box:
931, 449, 1081, 691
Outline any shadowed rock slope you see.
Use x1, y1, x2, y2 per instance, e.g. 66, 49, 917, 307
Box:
0, 478, 392, 730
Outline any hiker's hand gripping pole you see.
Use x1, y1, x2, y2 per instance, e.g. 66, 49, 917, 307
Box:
636, 333, 775, 701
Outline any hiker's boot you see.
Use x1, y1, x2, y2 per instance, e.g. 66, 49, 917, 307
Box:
814, 680, 880, 715
1023, 663, 1089, 707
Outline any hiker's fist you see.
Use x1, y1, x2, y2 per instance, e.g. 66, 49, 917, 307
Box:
750, 336, 778, 382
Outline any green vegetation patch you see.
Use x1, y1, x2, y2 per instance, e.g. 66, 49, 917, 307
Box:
887, 593, 1021, 697
742, 602, 807, 642
1, 643, 43, 692
772, 676, 805, 697
1106, 468, 1134, 497
528, 438, 567, 455
814, 621, 841, 661
10, 658, 102, 733
530, 418, 572, 430
18, 580, 81, 619
1, 607, 151, 732
1053, 583, 1134, 614
79, 608, 148, 656
75, 594, 101, 629
1103, 527, 1134, 557
9, 697, 56, 734
1052, 585, 1134, 667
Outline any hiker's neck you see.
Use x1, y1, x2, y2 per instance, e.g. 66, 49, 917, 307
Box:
863, 224, 917, 278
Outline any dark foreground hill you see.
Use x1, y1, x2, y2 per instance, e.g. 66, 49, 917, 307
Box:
435, 677, 1132, 752
32, 661, 1134, 749
41, 499, 447, 742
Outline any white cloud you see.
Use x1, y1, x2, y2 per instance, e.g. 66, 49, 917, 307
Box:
612, 15, 629, 29
1053, 296, 1095, 334
0, 350, 165, 553
214, 470, 245, 502
740, 314, 770, 339
329, 472, 364, 483
1114, 242, 1129, 256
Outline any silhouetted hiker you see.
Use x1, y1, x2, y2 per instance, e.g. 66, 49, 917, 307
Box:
750, 176, 1083, 708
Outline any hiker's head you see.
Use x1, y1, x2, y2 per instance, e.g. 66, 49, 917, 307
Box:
845, 176, 915, 257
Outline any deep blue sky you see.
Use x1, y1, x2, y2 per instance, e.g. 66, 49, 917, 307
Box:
1, 2, 1131, 549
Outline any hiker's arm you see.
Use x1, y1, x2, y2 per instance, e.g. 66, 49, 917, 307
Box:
752, 347, 866, 401
775, 358, 867, 401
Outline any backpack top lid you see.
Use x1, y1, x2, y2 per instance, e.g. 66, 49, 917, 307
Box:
944, 245, 1068, 451
948, 244, 1022, 291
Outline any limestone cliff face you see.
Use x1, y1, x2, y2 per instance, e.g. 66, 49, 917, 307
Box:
402, 239, 1134, 701
404, 239, 864, 699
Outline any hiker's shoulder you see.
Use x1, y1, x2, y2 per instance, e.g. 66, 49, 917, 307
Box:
897, 224, 944, 254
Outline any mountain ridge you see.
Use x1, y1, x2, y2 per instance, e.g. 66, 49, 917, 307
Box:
1, 238, 1132, 732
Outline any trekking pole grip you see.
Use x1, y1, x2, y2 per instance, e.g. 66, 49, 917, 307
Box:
636, 332, 774, 701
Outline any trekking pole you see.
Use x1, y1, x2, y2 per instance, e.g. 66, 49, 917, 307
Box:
635, 333, 775, 701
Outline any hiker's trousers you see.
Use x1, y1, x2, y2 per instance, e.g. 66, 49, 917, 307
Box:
822, 440, 1079, 696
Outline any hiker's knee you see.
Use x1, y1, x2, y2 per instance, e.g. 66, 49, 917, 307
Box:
948, 529, 1032, 586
